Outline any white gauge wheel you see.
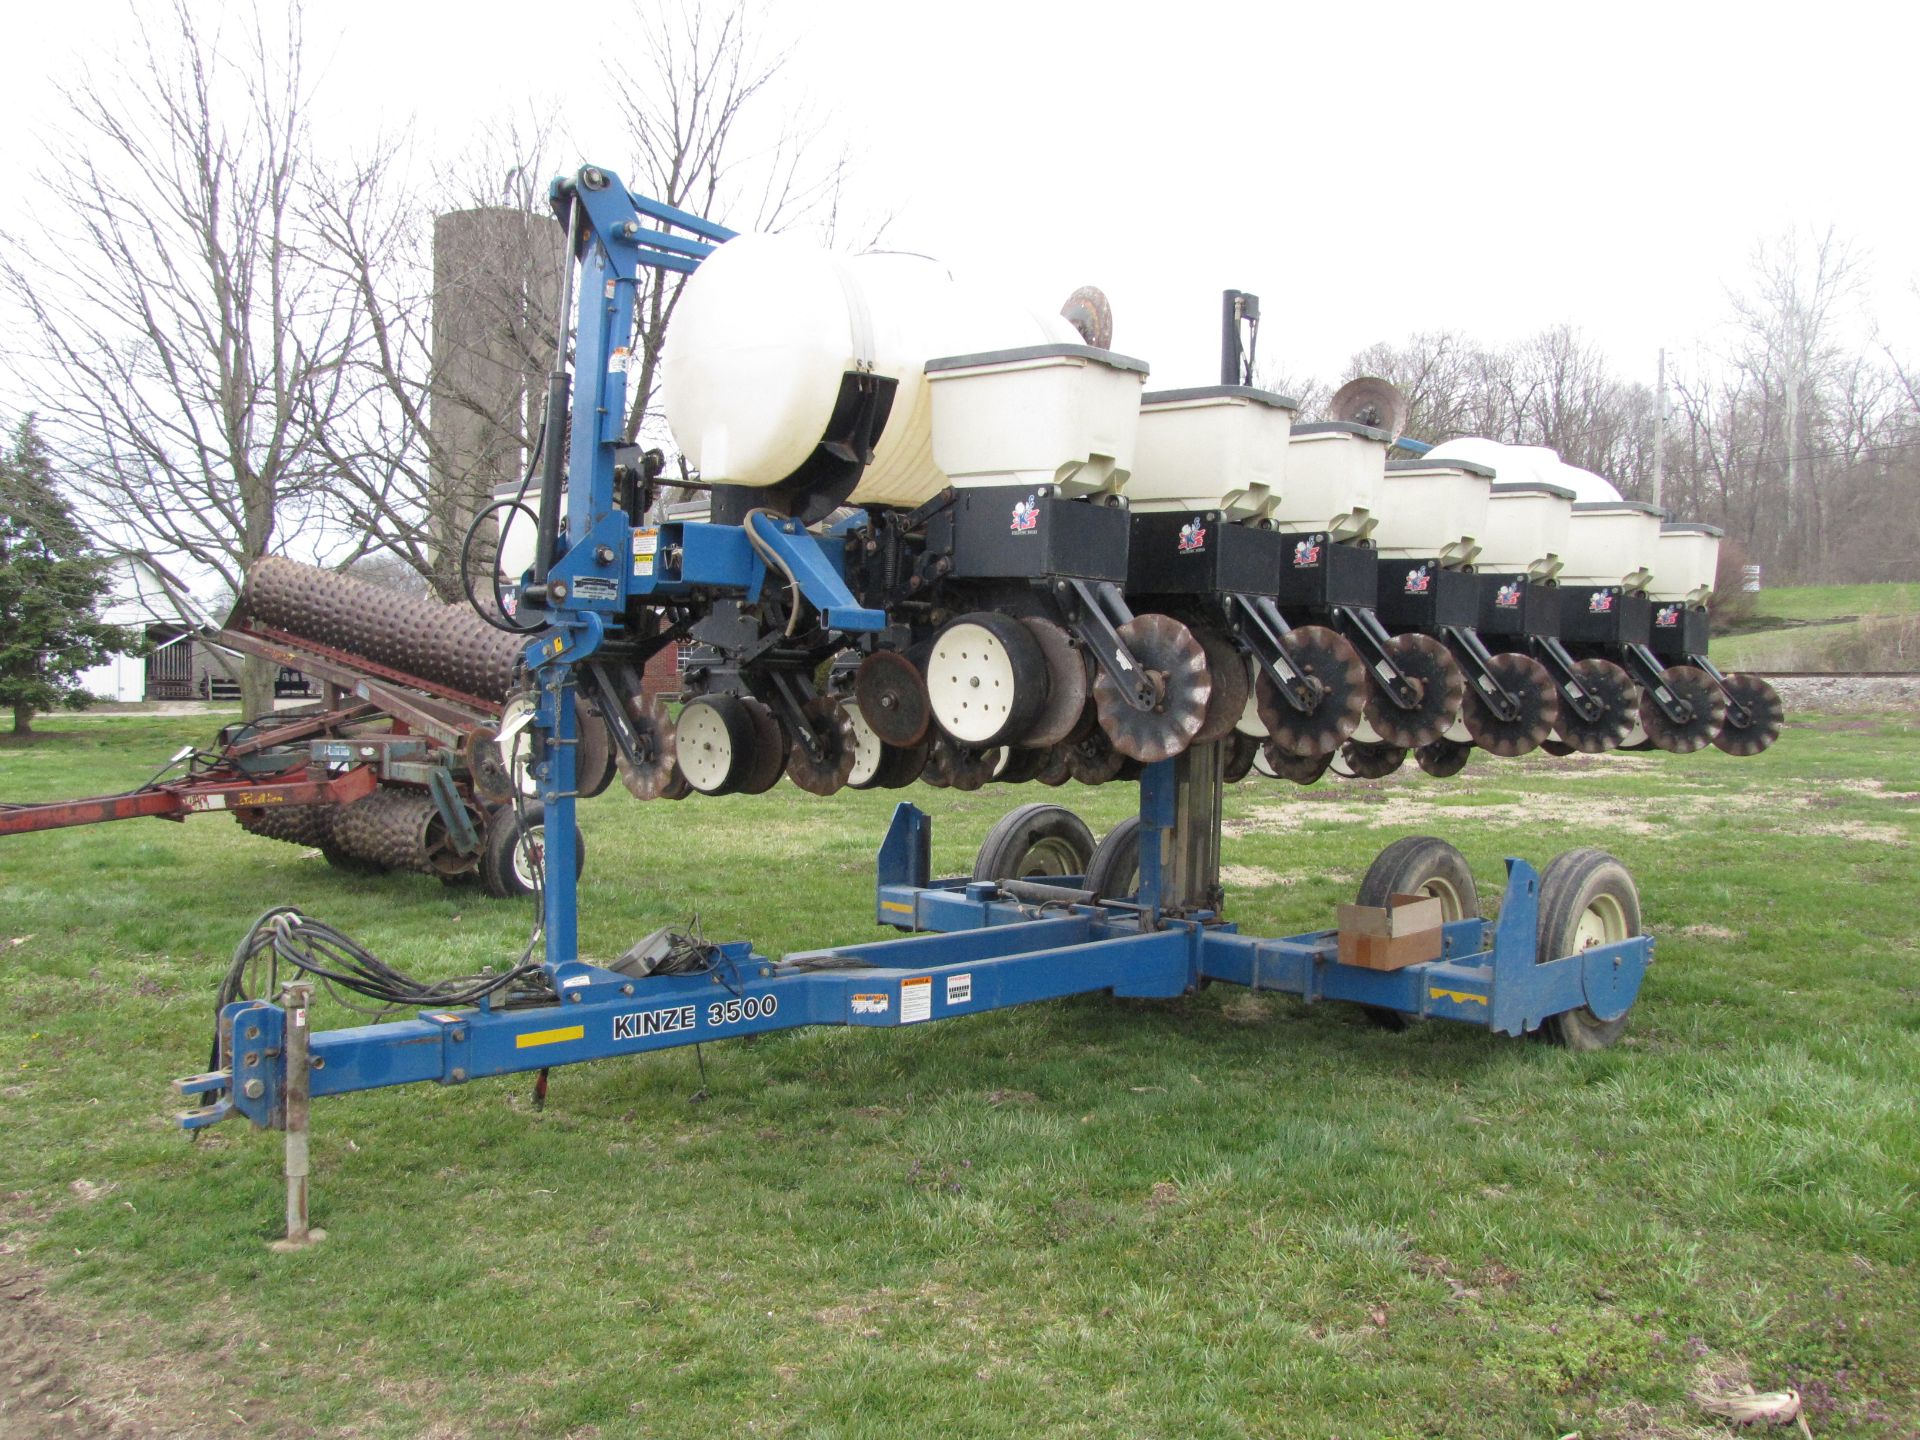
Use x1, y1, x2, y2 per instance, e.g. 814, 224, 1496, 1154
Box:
844, 702, 885, 787
676, 700, 739, 794
927, 621, 1021, 745
1235, 689, 1267, 738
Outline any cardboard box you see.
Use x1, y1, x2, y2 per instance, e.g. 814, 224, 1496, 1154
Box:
1335, 893, 1444, 971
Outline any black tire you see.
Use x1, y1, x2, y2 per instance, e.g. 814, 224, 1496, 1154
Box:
971, 803, 1096, 883
1354, 836, 1480, 1031
1536, 847, 1641, 1050
480, 802, 586, 901
575, 700, 619, 799
1084, 815, 1143, 901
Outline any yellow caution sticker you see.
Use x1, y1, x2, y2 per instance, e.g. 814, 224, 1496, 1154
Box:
1428, 987, 1488, 1007
879, 900, 914, 914
515, 1024, 585, 1049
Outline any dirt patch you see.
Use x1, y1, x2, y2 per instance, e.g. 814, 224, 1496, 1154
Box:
1679, 923, 1740, 941
1218, 864, 1295, 889
0, 1258, 259, 1439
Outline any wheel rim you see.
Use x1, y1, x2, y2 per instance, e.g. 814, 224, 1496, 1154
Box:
1419, 876, 1466, 922
514, 824, 544, 890
928, 623, 1020, 744
1017, 836, 1083, 877
676, 701, 737, 792
1572, 893, 1628, 951
845, 703, 884, 786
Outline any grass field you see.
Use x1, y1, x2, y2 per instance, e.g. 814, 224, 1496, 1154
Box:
2, 709, 1918, 1437
1714, 583, 1920, 671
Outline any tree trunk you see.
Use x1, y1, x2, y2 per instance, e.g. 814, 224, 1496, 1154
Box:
239, 654, 277, 721
12, 702, 33, 735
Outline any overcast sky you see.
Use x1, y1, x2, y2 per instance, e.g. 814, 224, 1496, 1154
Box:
4, 0, 1915, 403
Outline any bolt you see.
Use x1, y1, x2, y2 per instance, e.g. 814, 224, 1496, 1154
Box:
595, 545, 615, 565
568, 992, 582, 1003
450, 1029, 465, 1042
245, 1026, 260, 1040
243, 1051, 260, 1067
451, 1067, 467, 1082
621, 983, 635, 995
243, 1079, 264, 1100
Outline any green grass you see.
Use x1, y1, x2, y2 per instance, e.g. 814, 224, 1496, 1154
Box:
1713, 582, 1920, 670
2, 712, 1919, 1437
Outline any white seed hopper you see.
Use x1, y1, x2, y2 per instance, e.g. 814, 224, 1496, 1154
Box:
1478, 481, 1576, 577
1374, 457, 1495, 567
1271, 421, 1389, 539
924, 344, 1149, 495
1561, 501, 1666, 590
1651, 522, 1723, 604
1128, 385, 1296, 519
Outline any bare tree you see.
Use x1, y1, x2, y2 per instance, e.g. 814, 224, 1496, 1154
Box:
0, 1, 366, 716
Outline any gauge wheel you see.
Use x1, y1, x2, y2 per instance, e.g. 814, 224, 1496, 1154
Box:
675, 695, 757, 795
480, 802, 587, 900
926, 612, 1051, 747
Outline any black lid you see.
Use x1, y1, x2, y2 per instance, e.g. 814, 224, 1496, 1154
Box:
924, 343, 1150, 376
1291, 420, 1389, 442
1387, 457, 1496, 478
1572, 500, 1664, 516
1140, 384, 1298, 411
1490, 481, 1577, 500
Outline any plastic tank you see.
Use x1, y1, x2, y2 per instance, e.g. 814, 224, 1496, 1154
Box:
1561, 501, 1665, 588
1478, 481, 1576, 575
1128, 385, 1296, 518
661, 233, 1083, 508
1426, 437, 1562, 488
926, 344, 1149, 495
1651, 522, 1723, 602
1373, 457, 1494, 565
1272, 422, 1389, 538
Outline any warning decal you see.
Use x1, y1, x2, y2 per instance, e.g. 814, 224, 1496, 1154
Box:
946, 973, 973, 1007
901, 976, 933, 1024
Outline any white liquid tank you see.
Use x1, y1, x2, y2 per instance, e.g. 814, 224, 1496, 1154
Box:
661, 233, 1085, 508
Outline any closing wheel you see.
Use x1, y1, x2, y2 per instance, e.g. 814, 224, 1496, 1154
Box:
1191, 627, 1252, 745
733, 696, 788, 795
927, 612, 1051, 747
1341, 740, 1408, 779
993, 745, 1049, 785
1020, 617, 1094, 747
1259, 740, 1333, 785
1639, 663, 1727, 754
675, 695, 757, 795
574, 701, 618, 799
1084, 815, 1143, 901
1092, 613, 1212, 763
1553, 658, 1639, 753
617, 697, 683, 801
1255, 624, 1366, 758
1415, 737, 1473, 777
1536, 848, 1642, 1050
1354, 835, 1479, 1032
924, 734, 999, 792
1065, 727, 1125, 785
1711, 672, 1784, 756
855, 650, 933, 748
480, 802, 587, 901
1034, 744, 1073, 786
1223, 730, 1261, 783
1463, 652, 1561, 757
1363, 633, 1465, 750
972, 803, 1096, 882
786, 698, 858, 795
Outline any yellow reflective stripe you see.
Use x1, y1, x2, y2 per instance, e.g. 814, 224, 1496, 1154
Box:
879, 900, 914, 914
1427, 987, 1488, 1007
515, 1024, 585, 1049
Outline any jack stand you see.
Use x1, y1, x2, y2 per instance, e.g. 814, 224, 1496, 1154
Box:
267, 980, 325, 1252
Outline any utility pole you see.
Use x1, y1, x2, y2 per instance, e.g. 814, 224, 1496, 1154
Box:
1651, 347, 1666, 512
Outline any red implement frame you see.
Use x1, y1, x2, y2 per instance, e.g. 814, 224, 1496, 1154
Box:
0, 764, 379, 837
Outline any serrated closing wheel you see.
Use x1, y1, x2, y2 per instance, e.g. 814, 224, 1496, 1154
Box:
1363, 632, 1464, 750
1462, 652, 1562, 758
1255, 624, 1366, 759
1191, 627, 1252, 745
1223, 730, 1261, 782
1066, 727, 1126, 784
1710, 673, 1783, 756
1019, 617, 1093, 748
1092, 613, 1211, 763
927, 613, 1051, 747
787, 697, 857, 795
855, 650, 932, 748
1553, 658, 1638, 753
618, 697, 681, 800
734, 696, 788, 795
1258, 740, 1334, 786
1415, 738, 1473, 777
1639, 664, 1727, 754
1340, 740, 1409, 779
676, 695, 756, 795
